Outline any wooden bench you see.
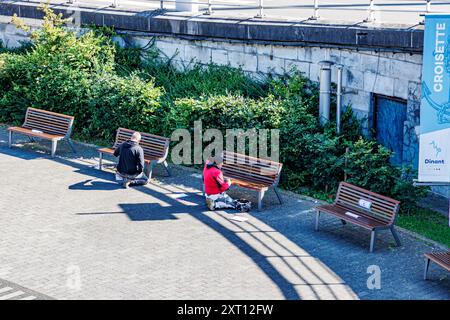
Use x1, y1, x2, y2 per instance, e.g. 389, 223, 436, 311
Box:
315, 182, 402, 252
8, 107, 75, 157
98, 127, 170, 179
221, 151, 283, 211
424, 251, 450, 280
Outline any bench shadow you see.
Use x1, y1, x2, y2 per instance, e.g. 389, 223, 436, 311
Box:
0, 146, 365, 300
76, 203, 184, 221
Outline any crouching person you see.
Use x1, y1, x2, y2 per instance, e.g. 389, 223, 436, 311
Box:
203, 155, 236, 211
114, 131, 149, 188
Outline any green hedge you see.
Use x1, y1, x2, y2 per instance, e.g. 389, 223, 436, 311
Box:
0, 6, 428, 213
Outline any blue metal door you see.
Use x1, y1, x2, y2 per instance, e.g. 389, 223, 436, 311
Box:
374, 96, 407, 165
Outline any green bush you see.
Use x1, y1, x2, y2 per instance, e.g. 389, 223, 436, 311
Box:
87, 73, 163, 139
0, 5, 162, 142
168, 94, 285, 132
0, 7, 429, 215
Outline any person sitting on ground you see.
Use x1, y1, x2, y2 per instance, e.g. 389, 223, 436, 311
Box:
114, 131, 148, 189
203, 155, 236, 210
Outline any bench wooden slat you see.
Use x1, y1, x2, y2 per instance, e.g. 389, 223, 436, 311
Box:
230, 178, 271, 191
315, 181, 401, 252
334, 203, 393, 225
24, 118, 70, 130
8, 126, 64, 140
26, 107, 74, 120
336, 183, 398, 223
99, 127, 170, 163
339, 182, 400, 204
23, 108, 73, 137
7, 107, 75, 157
337, 193, 394, 223
316, 204, 388, 229
338, 186, 398, 208
23, 122, 69, 136
26, 110, 73, 124
222, 166, 277, 181
219, 151, 283, 210
222, 152, 282, 190
425, 251, 450, 277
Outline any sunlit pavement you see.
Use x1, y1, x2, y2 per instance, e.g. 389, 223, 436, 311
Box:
0, 127, 448, 300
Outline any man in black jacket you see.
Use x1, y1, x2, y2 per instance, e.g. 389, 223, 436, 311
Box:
114, 131, 148, 188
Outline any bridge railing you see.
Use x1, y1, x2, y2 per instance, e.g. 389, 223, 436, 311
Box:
39, 0, 450, 23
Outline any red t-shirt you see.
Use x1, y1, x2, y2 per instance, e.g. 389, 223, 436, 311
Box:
203, 162, 230, 195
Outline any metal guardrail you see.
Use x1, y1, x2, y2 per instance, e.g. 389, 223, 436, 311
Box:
56, 0, 450, 22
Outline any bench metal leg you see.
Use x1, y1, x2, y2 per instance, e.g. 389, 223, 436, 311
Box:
51, 140, 58, 158
424, 258, 431, 280
369, 229, 377, 253
315, 211, 320, 231
98, 152, 103, 171
274, 187, 282, 204
162, 160, 171, 177
8, 131, 12, 148
146, 161, 156, 181
67, 139, 76, 153
257, 190, 266, 211
390, 226, 402, 247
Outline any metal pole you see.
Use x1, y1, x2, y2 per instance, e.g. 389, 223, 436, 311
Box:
311, 0, 320, 20
426, 0, 431, 13
366, 0, 375, 22
319, 61, 334, 125
255, 0, 264, 18
204, 0, 213, 15
336, 65, 343, 135
160, 0, 164, 10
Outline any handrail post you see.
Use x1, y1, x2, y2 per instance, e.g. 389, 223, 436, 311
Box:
160, 0, 164, 10
365, 0, 376, 22
255, 0, 264, 18
426, 0, 431, 13
204, 0, 213, 15
310, 0, 320, 20
111, 0, 118, 8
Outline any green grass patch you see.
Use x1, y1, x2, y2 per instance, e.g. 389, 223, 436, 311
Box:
397, 208, 450, 247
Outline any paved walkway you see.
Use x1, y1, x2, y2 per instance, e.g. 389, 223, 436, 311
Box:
0, 127, 448, 300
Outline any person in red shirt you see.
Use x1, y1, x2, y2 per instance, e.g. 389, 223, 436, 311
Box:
203, 155, 236, 210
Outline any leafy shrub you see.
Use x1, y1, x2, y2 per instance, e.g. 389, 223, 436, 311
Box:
0, 5, 162, 142
0, 7, 428, 214
168, 94, 284, 132
87, 73, 163, 139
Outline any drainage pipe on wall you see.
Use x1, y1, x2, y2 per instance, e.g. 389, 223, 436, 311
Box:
318, 60, 334, 125
336, 64, 344, 135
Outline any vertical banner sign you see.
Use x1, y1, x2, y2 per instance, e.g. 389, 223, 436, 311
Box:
419, 15, 450, 182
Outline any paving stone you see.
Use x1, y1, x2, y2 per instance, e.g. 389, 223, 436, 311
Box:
0, 126, 448, 300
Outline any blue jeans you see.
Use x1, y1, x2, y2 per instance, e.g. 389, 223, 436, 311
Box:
116, 171, 149, 186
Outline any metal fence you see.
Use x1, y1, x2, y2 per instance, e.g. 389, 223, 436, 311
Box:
31, 0, 450, 23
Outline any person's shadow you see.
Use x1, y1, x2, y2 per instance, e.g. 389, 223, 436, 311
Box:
69, 179, 122, 191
